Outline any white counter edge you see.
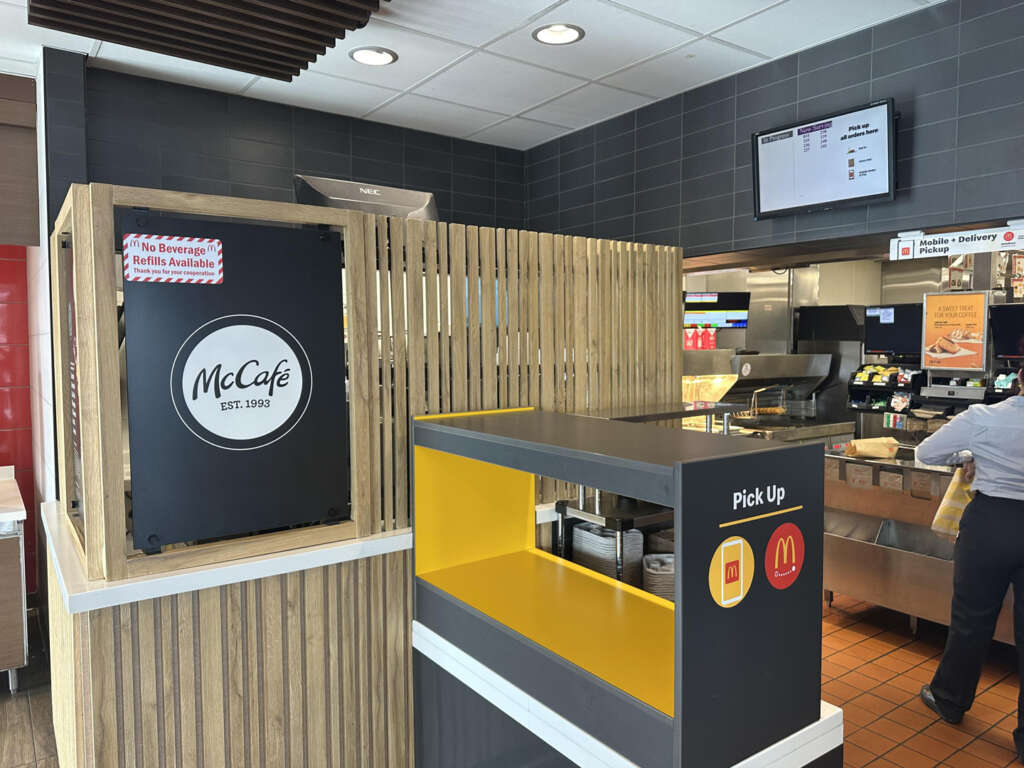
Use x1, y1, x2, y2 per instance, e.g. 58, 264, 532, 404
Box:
42, 501, 412, 614
413, 620, 843, 768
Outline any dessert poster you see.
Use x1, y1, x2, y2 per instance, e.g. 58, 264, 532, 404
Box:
923, 292, 988, 371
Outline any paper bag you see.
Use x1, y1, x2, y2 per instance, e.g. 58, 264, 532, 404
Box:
844, 437, 899, 459
931, 468, 974, 538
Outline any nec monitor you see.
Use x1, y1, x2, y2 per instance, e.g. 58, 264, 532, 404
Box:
752, 99, 895, 219
683, 291, 750, 329
864, 303, 923, 356
991, 303, 1024, 361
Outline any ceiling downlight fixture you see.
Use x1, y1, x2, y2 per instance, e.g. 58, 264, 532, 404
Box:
531, 23, 585, 45
349, 46, 398, 66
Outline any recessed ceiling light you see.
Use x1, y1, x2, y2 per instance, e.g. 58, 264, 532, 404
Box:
531, 23, 585, 46
349, 46, 398, 66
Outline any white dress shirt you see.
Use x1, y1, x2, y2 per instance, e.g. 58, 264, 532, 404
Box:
917, 396, 1024, 501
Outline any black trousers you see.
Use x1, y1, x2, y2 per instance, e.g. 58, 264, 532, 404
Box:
931, 492, 1024, 747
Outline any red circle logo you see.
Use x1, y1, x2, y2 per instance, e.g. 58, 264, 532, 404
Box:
1004, 231, 1015, 242
765, 523, 805, 590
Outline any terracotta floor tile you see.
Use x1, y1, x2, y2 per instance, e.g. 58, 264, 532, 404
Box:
990, 682, 1019, 703
847, 644, 887, 662
873, 683, 917, 706
824, 679, 862, 703
851, 692, 899, 717
842, 671, 883, 692
875, 655, 915, 674
963, 735, 1018, 765
979, 726, 1017, 754
905, 665, 936, 684
888, 704, 938, 732
824, 660, 852, 678
993, 714, 1018, 734
924, 721, 975, 749
860, 663, 899, 683
977, 692, 1017, 716
883, 744, 940, 767
891, 674, 927, 694
847, 728, 899, 756
905, 733, 957, 762
843, 742, 874, 767
831, 652, 867, 671
973, 702, 1010, 726
867, 717, 917, 743
865, 759, 904, 768
845, 703, 882, 729
960, 712, 996, 737
941, 749, 996, 768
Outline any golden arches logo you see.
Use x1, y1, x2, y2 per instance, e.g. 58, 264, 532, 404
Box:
775, 535, 797, 569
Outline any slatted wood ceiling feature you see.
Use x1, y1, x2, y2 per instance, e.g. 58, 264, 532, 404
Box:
27, 0, 388, 81
359, 215, 682, 519
49, 549, 413, 768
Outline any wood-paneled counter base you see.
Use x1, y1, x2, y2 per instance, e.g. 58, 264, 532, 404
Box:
43, 502, 414, 768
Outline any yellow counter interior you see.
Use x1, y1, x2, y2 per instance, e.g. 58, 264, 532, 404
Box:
420, 548, 675, 716
414, 416, 675, 717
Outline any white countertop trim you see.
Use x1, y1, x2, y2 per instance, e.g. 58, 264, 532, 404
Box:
42, 501, 412, 614
0, 465, 25, 523
413, 620, 843, 768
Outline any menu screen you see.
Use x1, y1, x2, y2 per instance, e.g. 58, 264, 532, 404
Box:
683, 291, 750, 328
753, 101, 893, 218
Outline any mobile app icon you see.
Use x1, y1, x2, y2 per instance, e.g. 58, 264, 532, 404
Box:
709, 536, 754, 608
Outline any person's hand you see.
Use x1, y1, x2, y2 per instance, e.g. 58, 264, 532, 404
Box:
962, 460, 976, 483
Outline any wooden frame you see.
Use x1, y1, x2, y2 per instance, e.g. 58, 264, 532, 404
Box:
51, 184, 371, 581
51, 183, 684, 583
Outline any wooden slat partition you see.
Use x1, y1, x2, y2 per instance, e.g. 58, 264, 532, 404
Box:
49, 549, 413, 768
356, 216, 683, 521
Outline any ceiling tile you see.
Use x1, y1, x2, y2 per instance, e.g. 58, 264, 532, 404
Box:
523, 83, 653, 129
468, 117, 566, 150
377, 0, 562, 46
311, 19, 471, 91
486, 0, 693, 80
413, 51, 585, 115
714, 0, 923, 57
601, 38, 763, 98
246, 71, 399, 116
368, 94, 506, 138
609, 0, 783, 34
2, 0, 93, 64
90, 42, 256, 92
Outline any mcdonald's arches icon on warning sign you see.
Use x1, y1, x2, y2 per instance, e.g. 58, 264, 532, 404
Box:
765, 522, 805, 590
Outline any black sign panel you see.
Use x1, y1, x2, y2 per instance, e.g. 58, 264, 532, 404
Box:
120, 212, 349, 551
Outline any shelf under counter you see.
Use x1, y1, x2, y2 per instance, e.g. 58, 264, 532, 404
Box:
419, 547, 675, 717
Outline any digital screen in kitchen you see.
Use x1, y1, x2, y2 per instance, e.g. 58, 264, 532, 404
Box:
752, 99, 894, 218
864, 303, 922, 356
684, 291, 750, 328
990, 303, 1024, 360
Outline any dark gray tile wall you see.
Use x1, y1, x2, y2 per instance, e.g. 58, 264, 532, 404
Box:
526, 0, 1024, 256
44, 48, 88, 231
80, 66, 525, 229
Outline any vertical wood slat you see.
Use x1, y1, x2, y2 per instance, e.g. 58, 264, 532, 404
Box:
450, 224, 468, 412
344, 212, 375, 539
304, 570, 327, 768
496, 230, 508, 409
424, 223, 440, 414
572, 237, 587, 415
553, 236, 567, 498
262, 577, 285, 768
507, 230, 521, 409
480, 227, 498, 410
385, 552, 409, 768
518, 232, 529, 410
438, 223, 451, 414
466, 226, 481, 411
406, 219, 426, 421
377, 218, 394, 535
226, 584, 245, 768
389, 219, 408, 532
119, 603, 137, 768
527, 232, 540, 409
538, 233, 555, 501
364, 221, 384, 538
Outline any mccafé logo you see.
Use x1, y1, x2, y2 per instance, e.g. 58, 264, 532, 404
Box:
170, 314, 312, 451
765, 522, 805, 590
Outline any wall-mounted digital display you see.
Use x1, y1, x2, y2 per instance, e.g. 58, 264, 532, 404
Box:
864, 303, 922, 356
991, 303, 1024, 361
683, 291, 750, 328
752, 99, 895, 219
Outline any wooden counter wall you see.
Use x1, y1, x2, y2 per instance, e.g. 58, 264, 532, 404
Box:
49, 550, 412, 768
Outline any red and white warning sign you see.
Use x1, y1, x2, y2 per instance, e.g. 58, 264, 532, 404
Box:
123, 234, 223, 284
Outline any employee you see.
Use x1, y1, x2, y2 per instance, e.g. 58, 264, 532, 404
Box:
916, 369, 1024, 762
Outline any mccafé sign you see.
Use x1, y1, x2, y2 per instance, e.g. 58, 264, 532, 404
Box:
765, 522, 805, 590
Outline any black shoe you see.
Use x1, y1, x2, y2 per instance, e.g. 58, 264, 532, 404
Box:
920, 685, 963, 724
